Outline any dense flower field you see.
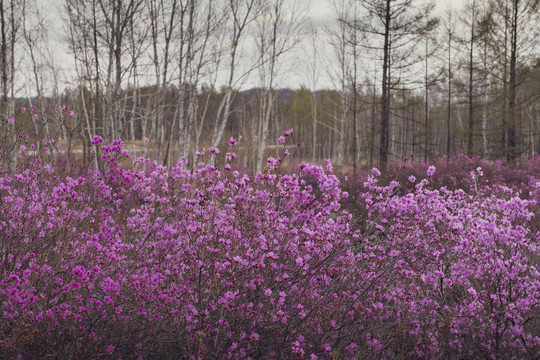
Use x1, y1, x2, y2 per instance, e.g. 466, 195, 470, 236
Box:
2, 118, 540, 358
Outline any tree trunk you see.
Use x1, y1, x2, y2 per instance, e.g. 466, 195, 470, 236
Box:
468, 17, 474, 155
379, 0, 391, 169
507, 0, 518, 160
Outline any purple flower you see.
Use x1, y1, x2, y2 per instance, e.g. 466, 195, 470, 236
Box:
106, 345, 115, 355
264, 288, 272, 296
7, 118, 14, 124
279, 136, 286, 143
427, 165, 436, 176
209, 147, 219, 154
21, 107, 26, 113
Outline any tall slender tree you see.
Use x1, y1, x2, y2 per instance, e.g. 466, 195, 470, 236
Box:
350, 0, 438, 168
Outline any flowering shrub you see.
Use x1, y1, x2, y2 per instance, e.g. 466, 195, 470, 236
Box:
1, 135, 370, 358
360, 167, 540, 358
1, 128, 540, 358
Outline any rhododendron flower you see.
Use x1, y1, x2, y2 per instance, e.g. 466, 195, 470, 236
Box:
228, 137, 237, 146
21, 107, 26, 113
283, 129, 293, 136
225, 152, 237, 161
7, 117, 13, 124
408, 175, 416, 182
106, 345, 115, 354
427, 165, 436, 176
264, 289, 272, 296
209, 147, 219, 154
20, 145, 26, 152
91, 135, 104, 144
279, 136, 286, 143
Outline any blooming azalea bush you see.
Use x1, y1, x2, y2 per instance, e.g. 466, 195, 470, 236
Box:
0, 130, 374, 359
360, 166, 540, 358
2, 117, 540, 359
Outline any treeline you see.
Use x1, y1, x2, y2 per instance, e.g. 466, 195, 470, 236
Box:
0, 0, 539, 171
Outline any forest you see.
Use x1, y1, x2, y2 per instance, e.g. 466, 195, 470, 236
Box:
0, 0, 539, 171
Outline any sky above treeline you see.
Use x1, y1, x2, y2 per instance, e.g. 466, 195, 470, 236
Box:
34, 0, 469, 95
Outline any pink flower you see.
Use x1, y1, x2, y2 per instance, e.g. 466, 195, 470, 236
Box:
106, 345, 115, 355
427, 165, 436, 176
20, 145, 26, 152
21, 107, 26, 113
279, 136, 286, 143
264, 288, 272, 296
7, 118, 14, 124
209, 147, 219, 154
68, 111, 74, 116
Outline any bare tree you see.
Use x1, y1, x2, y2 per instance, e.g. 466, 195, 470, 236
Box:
350, 0, 438, 168
210, 0, 261, 152
444, 6, 455, 155
328, 0, 354, 172
0, 0, 21, 133
254, 0, 305, 173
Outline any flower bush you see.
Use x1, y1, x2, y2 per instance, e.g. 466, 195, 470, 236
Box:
360, 167, 540, 358
1, 134, 368, 358
1, 117, 540, 358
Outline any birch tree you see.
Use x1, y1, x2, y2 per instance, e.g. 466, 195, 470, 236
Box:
210, 0, 261, 152
254, 0, 305, 173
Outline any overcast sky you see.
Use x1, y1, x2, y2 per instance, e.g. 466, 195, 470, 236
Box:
27, 0, 471, 96
264, 0, 470, 90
